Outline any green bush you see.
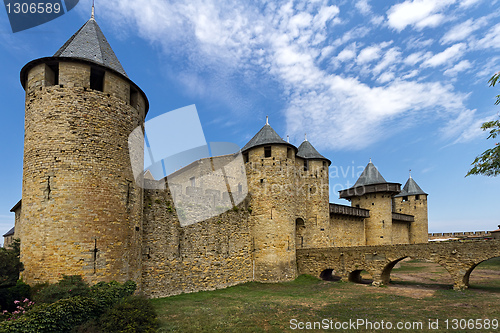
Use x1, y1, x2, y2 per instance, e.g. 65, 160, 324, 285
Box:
0, 278, 140, 332
0, 296, 100, 333
33, 275, 91, 304
0, 280, 31, 312
0, 239, 22, 288
72, 296, 159, 333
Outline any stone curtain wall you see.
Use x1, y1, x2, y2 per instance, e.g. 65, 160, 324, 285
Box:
141, 182, 253, 298
296, 240, 500, 290
329, 215, 366, 247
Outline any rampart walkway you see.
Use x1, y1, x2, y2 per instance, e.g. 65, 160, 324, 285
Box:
296, 240, 500, 290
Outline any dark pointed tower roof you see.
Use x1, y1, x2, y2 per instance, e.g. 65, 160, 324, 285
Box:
394, 175, 427, 197
339, 159, 401, 199
353, 160, 387, 187
242, 117, 297, 152
20, 5, 149, 113
53, 15, 128, 77
297, 135, 331, 165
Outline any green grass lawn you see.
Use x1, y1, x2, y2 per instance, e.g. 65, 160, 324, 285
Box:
151, 269, 500, 333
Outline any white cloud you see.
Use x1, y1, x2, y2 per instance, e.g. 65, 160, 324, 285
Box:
357, 45, 382, 64
355, 0, 371, 15
459, 0, 482, 8
404, 52, 427, 65
386, 0, 456, 31
337, 45, 357, 62
441, 19, 482, 44
475, 23, 500, 49
373, 47, 402, 75
444, 60, 472, 77
422, 43, 466, 67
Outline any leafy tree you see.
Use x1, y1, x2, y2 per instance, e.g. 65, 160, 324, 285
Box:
467, 72, 500, 177
0, 239, 23, 287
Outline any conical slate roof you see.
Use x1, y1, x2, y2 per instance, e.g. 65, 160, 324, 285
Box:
242, 120, 295, 152
297, 139, 331, 165
3, 227, 15, 237
394, 176, 427, 197
54, 17, 128, 78
353, 161, 387, 187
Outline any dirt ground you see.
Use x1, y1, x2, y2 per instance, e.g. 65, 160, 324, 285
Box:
371, 259, 500, 299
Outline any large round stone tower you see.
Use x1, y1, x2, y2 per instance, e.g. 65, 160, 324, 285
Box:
19, 10, 148, 286
242, 117, 298, 282
339, 161, 401, 245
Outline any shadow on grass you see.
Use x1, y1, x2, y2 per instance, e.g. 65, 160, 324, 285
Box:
390, 280, 453, 290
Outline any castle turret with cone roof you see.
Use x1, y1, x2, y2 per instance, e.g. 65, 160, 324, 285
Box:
394, 173, 428, 244
19, 6, 148, 286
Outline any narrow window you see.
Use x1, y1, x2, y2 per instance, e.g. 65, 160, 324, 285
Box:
90, 67, 104, 91
264, 146, 271, 158
243, 152, 249, 163
403, 196, 408, 202
190, 177, 196, 187
287, 147, 293, 159
415, 195, 420, 200
323, 161, 327, 169
130, 86, 139, 107
46, 63, 58, 86
303, 159, 308, 171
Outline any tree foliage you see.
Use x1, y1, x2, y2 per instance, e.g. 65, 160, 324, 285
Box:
0, 239, 23, 287
466, 72, 500, 177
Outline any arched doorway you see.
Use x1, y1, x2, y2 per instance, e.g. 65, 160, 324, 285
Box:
295, 218, 305, 248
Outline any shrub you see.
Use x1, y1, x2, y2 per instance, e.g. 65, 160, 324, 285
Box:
33, 275, 90, 304
0, 239, 22, 288
0, 279, 139, 333
0, 280, 31, 313
0, 296, 100, 333
98, 296, 158, 333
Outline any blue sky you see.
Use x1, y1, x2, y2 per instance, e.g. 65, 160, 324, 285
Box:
1, 0, 500, 244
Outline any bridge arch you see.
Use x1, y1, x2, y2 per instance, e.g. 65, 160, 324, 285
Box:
320, 268, 341, 281
463, 256, 500, 288
380, 257, 408, 285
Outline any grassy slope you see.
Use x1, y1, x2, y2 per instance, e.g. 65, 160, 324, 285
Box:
151, 258, 500, 333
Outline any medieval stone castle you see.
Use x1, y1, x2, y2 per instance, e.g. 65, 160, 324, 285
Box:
8, 14, 429, 297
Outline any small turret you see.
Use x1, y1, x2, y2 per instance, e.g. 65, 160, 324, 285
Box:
295, 136, 331, 247
339, 160, 401, 245
393, 173, 428, 243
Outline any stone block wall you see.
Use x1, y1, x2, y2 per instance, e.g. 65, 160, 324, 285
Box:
391, 221, 410, 244
141, 183, 252, 298
329, 215, 365, 247
351, 193, 393, 245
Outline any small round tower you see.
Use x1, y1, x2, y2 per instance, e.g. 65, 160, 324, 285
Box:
393, 174, 428, 244
339, 160, 401, 245
19, 10, 148, 285
242, 117, 298, 282
295, 135, 331, 248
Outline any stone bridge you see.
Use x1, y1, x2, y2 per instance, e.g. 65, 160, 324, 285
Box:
296, 240, 500, 290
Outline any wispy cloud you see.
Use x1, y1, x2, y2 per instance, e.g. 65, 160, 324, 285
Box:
96, 0, 489, 151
